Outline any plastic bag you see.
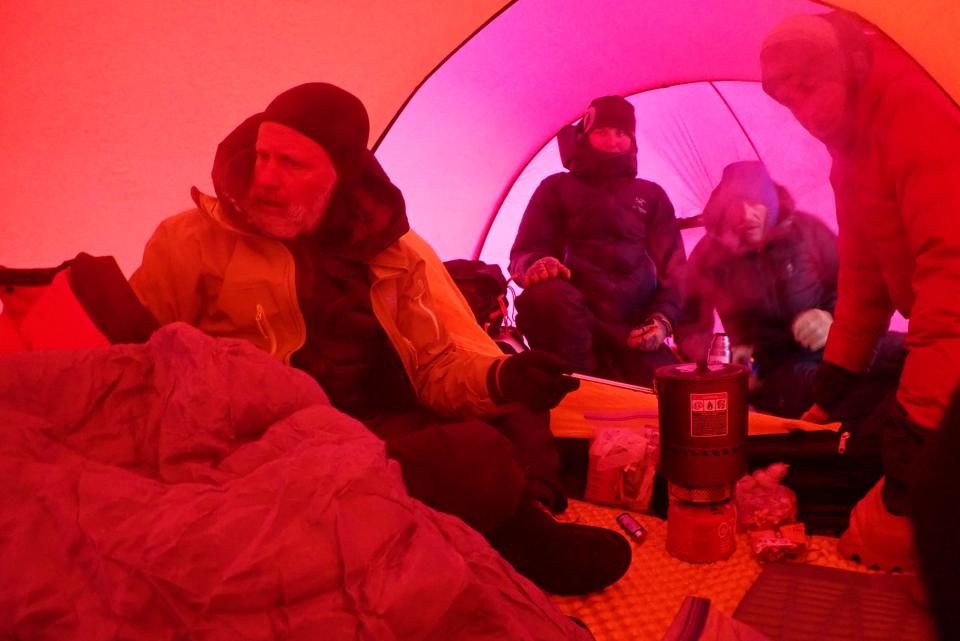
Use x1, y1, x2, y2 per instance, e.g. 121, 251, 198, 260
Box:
734, 463, 797, 531
585, 425, 659, 512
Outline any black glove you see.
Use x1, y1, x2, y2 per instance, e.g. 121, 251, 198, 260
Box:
811, 360, 860, 413
488, 350, 580, 412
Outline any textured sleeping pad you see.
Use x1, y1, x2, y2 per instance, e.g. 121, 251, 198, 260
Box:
735, 563, 934, 641
550, 500, 894, 641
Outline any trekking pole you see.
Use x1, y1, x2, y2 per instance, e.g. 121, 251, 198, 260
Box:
563, 372, 654, 395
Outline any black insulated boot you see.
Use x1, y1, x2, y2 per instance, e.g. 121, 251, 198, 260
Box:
488, 498, 632, 595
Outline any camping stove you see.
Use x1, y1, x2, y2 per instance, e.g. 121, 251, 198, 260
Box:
655, 360, 749, 562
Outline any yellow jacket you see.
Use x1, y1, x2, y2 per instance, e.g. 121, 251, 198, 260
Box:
131, 190, 510, 418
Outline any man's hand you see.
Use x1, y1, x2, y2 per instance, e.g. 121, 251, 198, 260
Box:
489, 350, 580, 411
627, 314, 671, 351
519, 256, 571, 287
792, 308, 833, 351
731, 344, 758, 390
800, 403, 831, 424
731, 344, 754, 366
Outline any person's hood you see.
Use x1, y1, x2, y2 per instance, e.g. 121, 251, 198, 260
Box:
209, 112, 408, 261
557, 124, 638, 180
701, 161, 780, 236
761, 11, 874, 153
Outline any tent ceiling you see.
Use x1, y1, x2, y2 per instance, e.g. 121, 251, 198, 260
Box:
0, 0, 956, 273
376, 0, 828, 259
0, 0, 503, 272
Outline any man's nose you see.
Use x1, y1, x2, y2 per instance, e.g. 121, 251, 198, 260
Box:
254, 158, 281, 187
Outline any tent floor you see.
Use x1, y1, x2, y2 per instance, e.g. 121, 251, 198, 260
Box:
549, 499, 902, 641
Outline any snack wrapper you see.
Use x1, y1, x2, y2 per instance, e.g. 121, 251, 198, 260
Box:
748, 522, 808, 562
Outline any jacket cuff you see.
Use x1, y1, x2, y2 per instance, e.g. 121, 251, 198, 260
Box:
645, 312, 674, 337
812, 360, 859, 412
487, 359, 508, 405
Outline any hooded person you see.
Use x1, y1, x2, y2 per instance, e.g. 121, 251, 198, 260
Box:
509, 94, 687, 388
761, 12, 960, 572
131, 82, 632, 597
676, 161, 840, 418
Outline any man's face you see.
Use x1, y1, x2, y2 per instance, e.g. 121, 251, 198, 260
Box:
712, 202, 769, 253
761, 44, 851, 147
737, 202, 768, 246
587, 127, 633, 153
245, 122, 338, 239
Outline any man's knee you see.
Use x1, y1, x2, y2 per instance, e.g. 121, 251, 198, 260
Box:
515, 279, 586, 318
386, 420, 525, 533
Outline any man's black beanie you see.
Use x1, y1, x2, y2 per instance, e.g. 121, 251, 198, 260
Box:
262, 82, 370, 181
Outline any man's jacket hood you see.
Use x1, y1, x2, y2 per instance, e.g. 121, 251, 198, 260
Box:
210, 112, 409, 262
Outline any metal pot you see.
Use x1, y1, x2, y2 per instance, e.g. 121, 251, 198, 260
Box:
655, 361, 749, 502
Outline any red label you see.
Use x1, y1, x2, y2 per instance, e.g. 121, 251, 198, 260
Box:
689, 392, 728, 437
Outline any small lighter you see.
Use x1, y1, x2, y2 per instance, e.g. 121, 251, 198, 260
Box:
616, 512, 647, 543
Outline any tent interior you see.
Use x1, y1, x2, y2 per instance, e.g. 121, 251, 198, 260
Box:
2, 0, 958, 278
2, 0, 958, 639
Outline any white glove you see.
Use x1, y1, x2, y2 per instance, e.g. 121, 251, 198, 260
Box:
791, 308, 833, 351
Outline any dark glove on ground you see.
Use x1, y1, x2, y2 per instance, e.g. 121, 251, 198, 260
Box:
488, 350, 580, 412
811, 360, 860, 413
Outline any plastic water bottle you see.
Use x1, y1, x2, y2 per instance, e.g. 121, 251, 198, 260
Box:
707, 332, 731, 365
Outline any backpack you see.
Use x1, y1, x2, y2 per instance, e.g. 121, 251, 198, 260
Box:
443, 259, 508, 333
443, 259, 527, 354
0, 253, 158, 352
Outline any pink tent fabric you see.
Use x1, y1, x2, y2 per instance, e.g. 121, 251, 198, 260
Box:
3, 1, 958, 278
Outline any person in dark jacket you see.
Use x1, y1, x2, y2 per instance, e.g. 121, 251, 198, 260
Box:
509, 95, 686, 387
676, 161, 839, 418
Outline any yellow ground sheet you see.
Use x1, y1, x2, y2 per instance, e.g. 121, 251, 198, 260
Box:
550, 500, 882, 641
551, 379, 840, 439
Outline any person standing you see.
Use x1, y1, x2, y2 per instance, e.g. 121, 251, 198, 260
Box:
761, 11, 960, 570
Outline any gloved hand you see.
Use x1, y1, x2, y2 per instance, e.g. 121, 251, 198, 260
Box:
731, 344, 754, 367
731, 344, 758, 390
811, 360, 860, 414
626, 314, 671, 351
791, 308, 833, 351
489, 350, 580, 411
519, 256, 571, 288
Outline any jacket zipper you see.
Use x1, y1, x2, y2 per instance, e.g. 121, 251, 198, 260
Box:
837, 430, 851, 454
255, 303, 279, 357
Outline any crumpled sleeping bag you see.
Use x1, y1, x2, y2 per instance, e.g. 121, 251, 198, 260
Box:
0, 323, 588, 640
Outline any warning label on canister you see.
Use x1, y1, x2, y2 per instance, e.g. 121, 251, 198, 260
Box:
689, 392, 728, 437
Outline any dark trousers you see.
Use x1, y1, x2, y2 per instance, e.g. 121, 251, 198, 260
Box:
515, 278, 677, 387
751, 360, 819, 418
366, 407, 562, 534
912, 389, 960, 641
